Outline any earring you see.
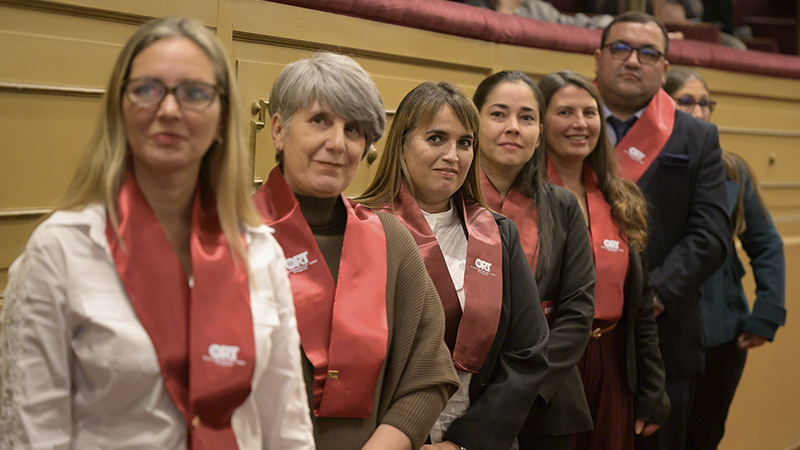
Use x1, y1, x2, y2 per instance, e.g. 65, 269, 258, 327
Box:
214, 137, 224, 147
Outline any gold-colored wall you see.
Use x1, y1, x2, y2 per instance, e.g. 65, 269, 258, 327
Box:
1, 1, 798, 448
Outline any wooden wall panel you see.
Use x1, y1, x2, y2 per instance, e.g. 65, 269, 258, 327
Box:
720, 241, 800, 450
0, 1, 798, 447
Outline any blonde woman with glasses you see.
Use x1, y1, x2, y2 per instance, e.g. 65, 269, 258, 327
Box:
0, 17, 314, 449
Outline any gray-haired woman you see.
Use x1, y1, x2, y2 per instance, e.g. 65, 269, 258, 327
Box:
252, 52, 459, 450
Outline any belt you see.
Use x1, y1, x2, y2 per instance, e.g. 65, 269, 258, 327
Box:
590, 321, 618, 339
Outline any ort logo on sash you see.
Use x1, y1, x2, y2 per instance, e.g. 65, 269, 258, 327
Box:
624, 146, 646, 164
471, 257, 495, 276
202, 344, 247, 368
285, 251, 317, 274
600, 239, 624, 253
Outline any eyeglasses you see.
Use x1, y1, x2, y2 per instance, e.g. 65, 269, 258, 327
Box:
675, 96, 717, 113
123, 77, 223, 111
603, 41, 664, 65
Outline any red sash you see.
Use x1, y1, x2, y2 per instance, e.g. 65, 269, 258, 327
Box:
480, 171, 540, 274
253, 166, 388, 418
480, 171, 555, 323
390, 184, 502, 373
549, 162, 628, 321
106, 172, 254, 449
614, 89, 676, 183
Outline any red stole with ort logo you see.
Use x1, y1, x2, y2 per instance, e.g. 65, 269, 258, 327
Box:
614, 88, 676, 183
549, 162, 627, 321
390, 184, 502, 373
253, 167, 388, 418
480, 171, 555, 323
106, 171, 254, 449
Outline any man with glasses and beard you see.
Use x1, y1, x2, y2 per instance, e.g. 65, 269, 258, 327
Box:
593, 12, 731, 450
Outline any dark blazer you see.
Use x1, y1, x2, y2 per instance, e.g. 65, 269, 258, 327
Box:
622, 250, 671, 425
444, 211, 551, 450
636, 110, 731, 376
701, 172, 786, 348
518, 185, 596, 437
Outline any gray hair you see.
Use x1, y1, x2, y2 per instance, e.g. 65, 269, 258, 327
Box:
269, 52, 386, 155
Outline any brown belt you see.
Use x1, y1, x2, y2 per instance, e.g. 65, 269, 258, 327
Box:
590, 321, 618, 339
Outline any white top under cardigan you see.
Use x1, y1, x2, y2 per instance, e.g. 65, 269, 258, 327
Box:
0, 203, 315, 450
423, 202, 473, 444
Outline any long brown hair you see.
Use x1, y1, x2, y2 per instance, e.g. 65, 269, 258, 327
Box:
356, 81, 485, 209
539, 71, 649, 252
473, 71, 558, 276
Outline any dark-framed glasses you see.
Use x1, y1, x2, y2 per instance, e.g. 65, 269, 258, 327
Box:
124, 77, 223, 111
603, 41, 664, 65
675, 96, 717, 113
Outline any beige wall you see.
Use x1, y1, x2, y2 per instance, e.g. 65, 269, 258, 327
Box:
1, 1, 798, 448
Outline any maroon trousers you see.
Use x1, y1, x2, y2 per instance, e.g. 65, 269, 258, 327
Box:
571, 323, 634, 450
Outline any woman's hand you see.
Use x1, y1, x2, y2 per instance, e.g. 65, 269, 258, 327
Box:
421, 441, 461, 450
737, 332, 767, 350
635, 419, 660, 437
361, 424, 412, 450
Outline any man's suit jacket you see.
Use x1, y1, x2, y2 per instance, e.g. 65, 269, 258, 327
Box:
633, 110, 731, 377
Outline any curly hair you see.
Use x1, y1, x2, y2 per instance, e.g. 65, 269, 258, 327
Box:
539, 71, 649, 252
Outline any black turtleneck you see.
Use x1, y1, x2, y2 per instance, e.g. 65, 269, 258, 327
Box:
295, 194, 347, 283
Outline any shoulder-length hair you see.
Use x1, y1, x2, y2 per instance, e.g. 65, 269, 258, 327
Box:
59, 16, 260, 262
664, 67, 768, 237
539, 70, 648, 252
356, 81, 485, 209
268, 51, 385, 162
473, 71, 558, 276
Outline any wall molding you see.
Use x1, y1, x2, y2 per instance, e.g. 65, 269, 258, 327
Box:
718, 126, 800, 138
0, 208, 51, 219
0, 81, 104, 98
0, 0, 150, 25
232, 31, 490, 75
762, 182, 800, 189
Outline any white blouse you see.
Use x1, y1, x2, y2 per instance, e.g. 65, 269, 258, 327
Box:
0, 204, 315, 450
422, 202, 473, 444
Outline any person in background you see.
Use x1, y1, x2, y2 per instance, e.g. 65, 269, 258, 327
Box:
357, 81, 550, 450
539, 70, 669, 450
474, 71, 596, 450
252, 52, 459, 450
664, 67, 787, 450
463, 0, 613, 29
594, 12, 730, 450
0, 17, 314, 449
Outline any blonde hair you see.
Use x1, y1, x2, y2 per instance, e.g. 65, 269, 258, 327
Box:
356, 81, 485, 209
59, 16, 260, 262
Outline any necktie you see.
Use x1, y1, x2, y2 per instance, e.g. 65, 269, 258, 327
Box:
607, 115, 637, 142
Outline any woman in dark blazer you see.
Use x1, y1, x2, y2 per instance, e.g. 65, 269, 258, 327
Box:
357, 81, 550, 450
538, 71, 670, 450
665, 68, 787, 450
474, 71, 596, 450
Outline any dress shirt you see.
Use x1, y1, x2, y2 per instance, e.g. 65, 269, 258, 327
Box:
423, 203, 473, 444
603, 104, 646, 146
0, 204, 315, 450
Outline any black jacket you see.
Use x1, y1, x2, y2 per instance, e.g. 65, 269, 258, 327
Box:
622, 250, 671, 425
518, 185, 596, 437
636, 110, 731, 376
444, 211, 550, 450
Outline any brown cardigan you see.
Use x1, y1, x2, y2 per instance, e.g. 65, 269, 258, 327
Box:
296, 195, 459, 450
